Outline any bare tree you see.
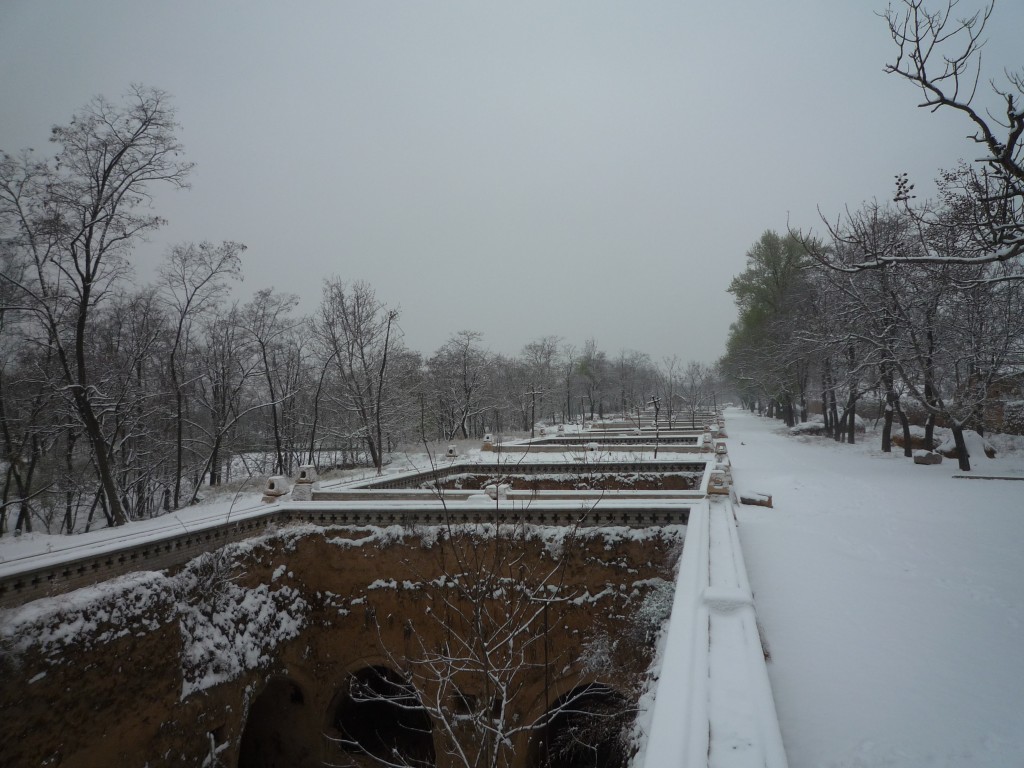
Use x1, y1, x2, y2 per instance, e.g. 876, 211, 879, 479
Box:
798, 205, 913, 448
490, 353, 531, 433
888, 257, 1024, 469
578, 339, 609, 420
805, 176, 1024, 465
427, 331, 491, 440
521, 335, 561, 426
834, 1, 1023, 274
190, 304, 266, 496
559, 343, 578, 424
678, 362, 713, 429
242, 288, 301, 475
0, 253, 61, 534
313, 279, 402, 473
94, 289, 170, 519
0, 86, 192, 526
659, 355, 680, 428
612, 349, 655, 420
158, 241, 244, 508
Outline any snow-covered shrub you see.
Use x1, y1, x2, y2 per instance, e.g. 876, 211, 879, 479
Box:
936, 430, 996, 460
1, 571, 173, 658
175, 549, 308, 699
790, 419, 826, 436
892, 425, 940, 450
999, 401, 1024, 436
580, 632, 619, 676
791, 414, 865, 436
627, 577, 675, 645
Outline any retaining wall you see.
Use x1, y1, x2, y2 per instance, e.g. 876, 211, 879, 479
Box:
0, 499, 691, 608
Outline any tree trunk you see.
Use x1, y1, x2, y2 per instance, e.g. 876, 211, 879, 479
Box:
69, 273, 129, 527
74, 390, 128, 525
820, 369, 830, 437
828, 385, 839, 440
209, 438, 222, 486
924, 412, 936, 449
880, 362, 897, 452
828, 395, 837, 439
371, 312, 395, 475
973, 402, 986, 438
881, 404, 894, 453
924, 329, 938, 449
898, 408, 913, 458
951, 424, 971, 472
15, 496, 32, 533
307, 360, 331, 467
174, 385, 184, 509
260, 346, 286, 475
97, 487, 113, 528
0, 467, 10, 536
82, 489, 102, 534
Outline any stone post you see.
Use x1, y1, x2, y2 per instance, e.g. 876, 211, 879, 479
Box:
291, 465, 318, 501
262, 476, 290, 504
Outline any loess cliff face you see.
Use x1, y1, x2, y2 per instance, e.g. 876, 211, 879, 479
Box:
0, 523, 683, 768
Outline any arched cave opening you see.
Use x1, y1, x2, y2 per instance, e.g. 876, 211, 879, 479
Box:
331, 665, 436, 766
534, 683, 630, 768
237, 677, 314, 768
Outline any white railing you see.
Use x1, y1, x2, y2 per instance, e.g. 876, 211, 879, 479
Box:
642, 497, 788, 768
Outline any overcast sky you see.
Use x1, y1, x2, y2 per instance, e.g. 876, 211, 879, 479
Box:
2, 0, 1022, 364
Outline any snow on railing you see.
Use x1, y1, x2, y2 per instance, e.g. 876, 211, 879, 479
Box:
640, 498, 788, 768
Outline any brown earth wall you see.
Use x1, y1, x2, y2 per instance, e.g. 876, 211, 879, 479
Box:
0, 524, 683, 768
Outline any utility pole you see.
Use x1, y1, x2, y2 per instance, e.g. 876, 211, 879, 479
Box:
667, 373, 674, 428
526, 383, 543, 439
650, 395, 662, 459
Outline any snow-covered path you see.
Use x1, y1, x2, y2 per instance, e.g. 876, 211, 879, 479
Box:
728, 408, 1024, 768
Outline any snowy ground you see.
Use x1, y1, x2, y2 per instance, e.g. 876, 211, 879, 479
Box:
9, 411, 1020, 767
728, 408, 1024, 768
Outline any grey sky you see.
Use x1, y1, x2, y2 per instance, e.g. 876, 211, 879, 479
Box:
2, 0, 1021, 364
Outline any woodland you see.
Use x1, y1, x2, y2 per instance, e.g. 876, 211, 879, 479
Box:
720, 0, 1024, 472
0, 94, 715, 534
